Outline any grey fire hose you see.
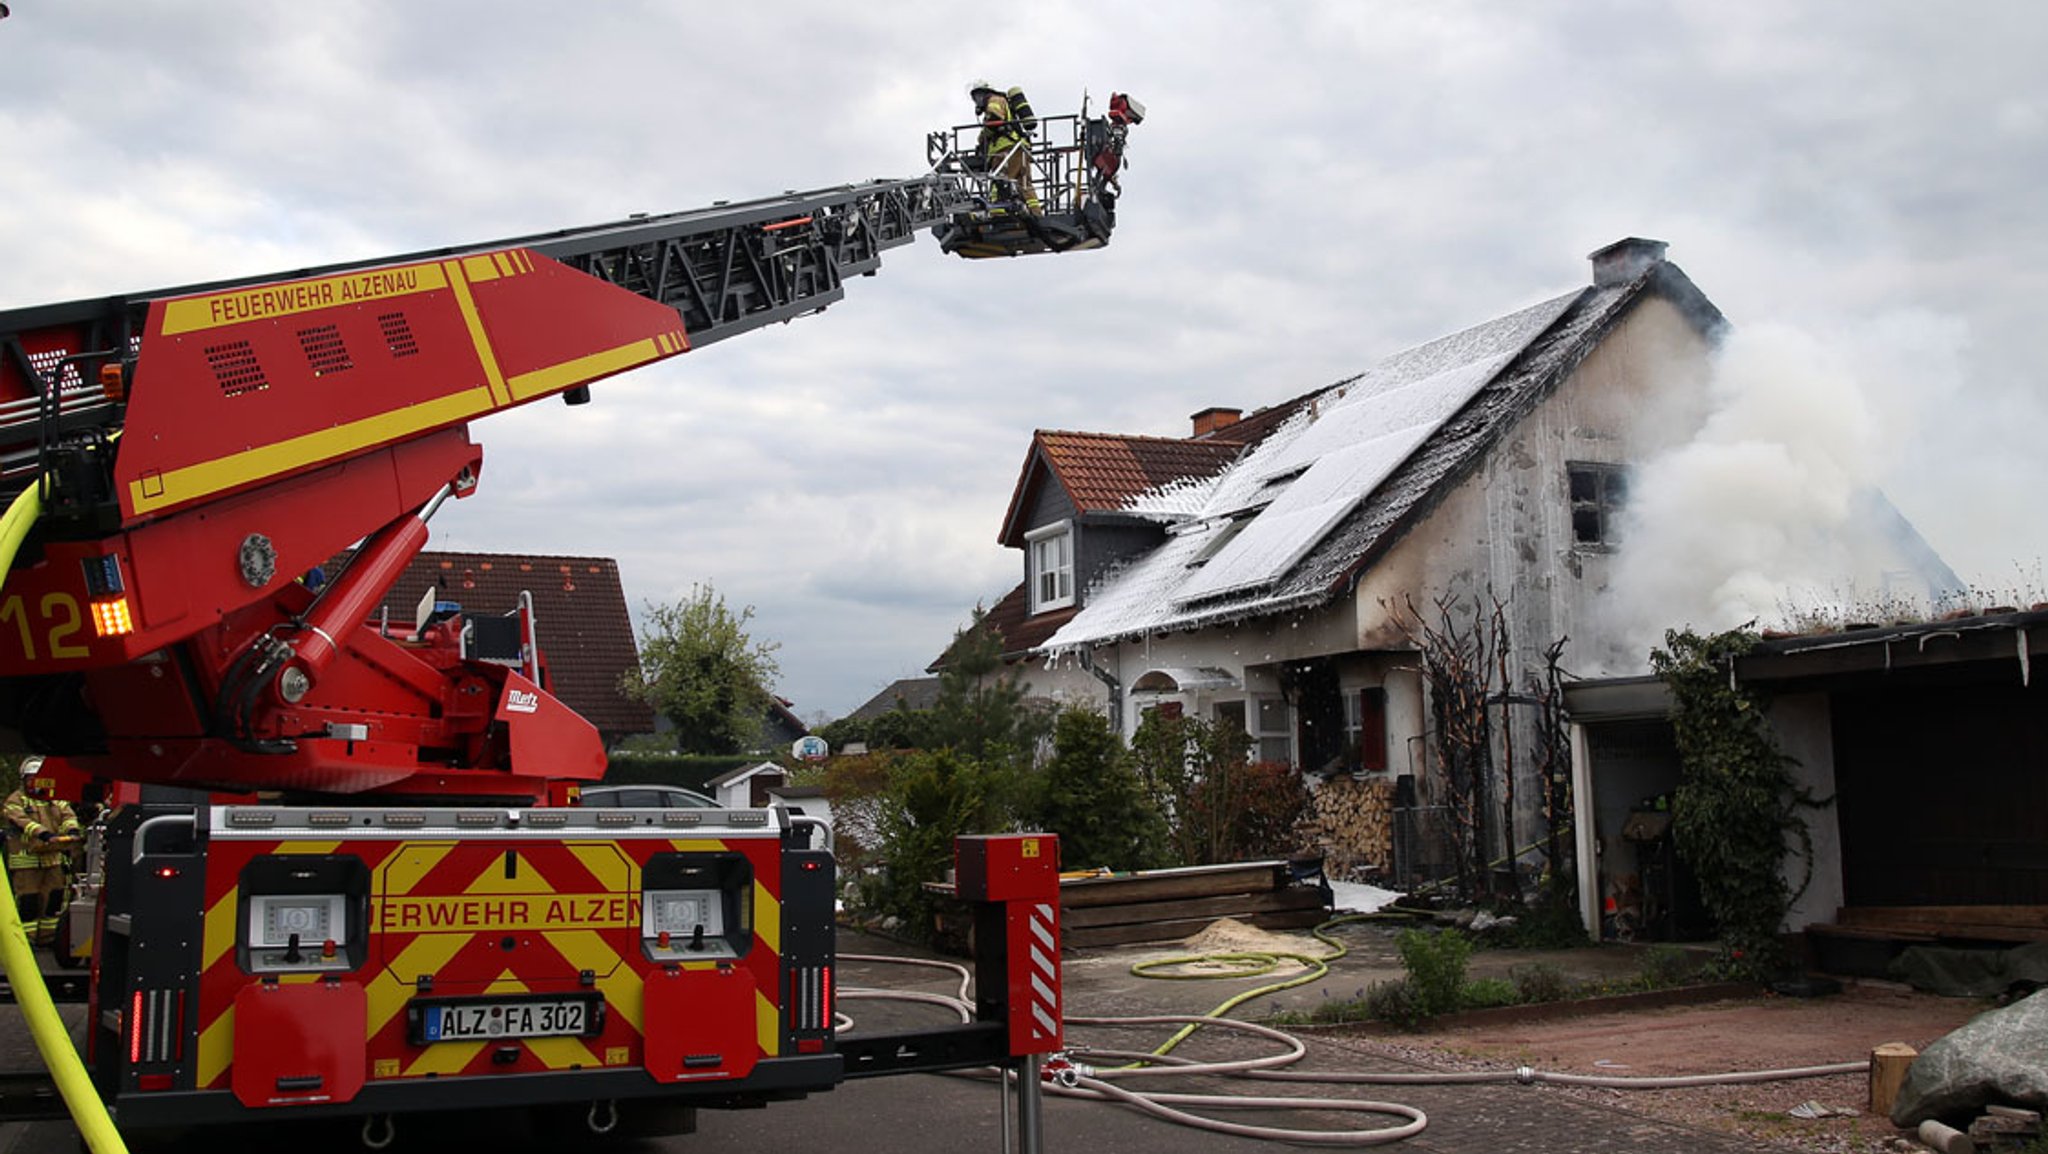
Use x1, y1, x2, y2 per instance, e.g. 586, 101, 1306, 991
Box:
838, 953, 1869, 1146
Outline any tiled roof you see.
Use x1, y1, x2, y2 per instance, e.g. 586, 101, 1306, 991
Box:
999, 432, 1243, 547
1201, 393, 1317, 446
1042, 257, 1730, 650
1041, 431, 1244, 511
941, 581, 1076, 665
845, 676, 943, 720
370, 550, 656, 741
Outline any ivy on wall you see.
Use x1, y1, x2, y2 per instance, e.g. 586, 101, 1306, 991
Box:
1650, 626, 1821, 975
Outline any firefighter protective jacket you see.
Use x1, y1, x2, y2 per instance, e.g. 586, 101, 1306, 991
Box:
979, 92, 1024, 158
4, 790, 79, 870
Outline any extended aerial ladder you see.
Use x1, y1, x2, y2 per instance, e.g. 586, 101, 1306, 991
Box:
0, 94, 1139, 803
0, 102, 1135, 1149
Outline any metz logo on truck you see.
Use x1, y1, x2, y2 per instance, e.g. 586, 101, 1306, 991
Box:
505, 689, 540, 714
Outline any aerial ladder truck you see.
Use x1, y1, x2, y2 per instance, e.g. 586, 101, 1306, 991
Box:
0, 96, 1137, 1147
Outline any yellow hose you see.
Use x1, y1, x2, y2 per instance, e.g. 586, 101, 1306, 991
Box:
0, 480, 128, 1154
1128, 911, 1428, 1060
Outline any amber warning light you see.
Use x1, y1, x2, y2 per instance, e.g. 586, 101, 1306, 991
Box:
92, 596, 135, 637
81, 555, 136, 637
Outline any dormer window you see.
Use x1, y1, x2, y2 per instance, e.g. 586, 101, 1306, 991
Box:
1026, 521, 1075, 612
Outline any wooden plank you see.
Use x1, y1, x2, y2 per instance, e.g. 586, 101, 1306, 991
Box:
1061, 887, 1326, 930
1837, 905, 2048, 931
1064, 906, 1331, 950
1807, 923, 1937, 943
1832, 905, 2048, 943
1060, 861, 1288, 908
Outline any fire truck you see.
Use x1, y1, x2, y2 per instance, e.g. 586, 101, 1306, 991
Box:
0, 97, 1135, 1146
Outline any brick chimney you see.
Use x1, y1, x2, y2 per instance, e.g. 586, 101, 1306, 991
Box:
1190, 406, 1243, 438
1587, 237, 1668, 287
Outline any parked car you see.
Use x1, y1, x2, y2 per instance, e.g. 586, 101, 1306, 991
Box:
574, 784, 718, 808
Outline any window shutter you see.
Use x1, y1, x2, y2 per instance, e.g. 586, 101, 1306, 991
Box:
1357, 688, 1387, 772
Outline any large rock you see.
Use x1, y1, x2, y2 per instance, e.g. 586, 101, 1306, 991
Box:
1893, 989, 2048, 1126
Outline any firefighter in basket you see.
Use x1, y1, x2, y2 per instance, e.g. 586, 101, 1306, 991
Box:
4, 756, 81, 948
969, 79, 1041, 215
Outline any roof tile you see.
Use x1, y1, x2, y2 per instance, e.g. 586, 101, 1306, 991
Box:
363, 550, 656, 741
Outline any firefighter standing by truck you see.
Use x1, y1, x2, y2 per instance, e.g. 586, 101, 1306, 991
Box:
4, 757, 80, 948
970, 79, 1041, 214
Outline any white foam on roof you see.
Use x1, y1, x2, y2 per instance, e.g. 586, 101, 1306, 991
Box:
1048, 289, 1581, 649
1124, 468, 1227, 520
1177, 292, 1578, 602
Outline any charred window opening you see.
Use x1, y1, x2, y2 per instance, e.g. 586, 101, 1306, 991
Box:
1569, 462, 1629, 547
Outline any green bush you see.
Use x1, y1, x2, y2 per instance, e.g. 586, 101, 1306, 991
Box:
1486, 895, 1591, 949
1294, 988, 1373, 1026
1638, 944, 1696, 989
1511, 962, 1572, 1004
850, 750, 1000, 941
1029, 709, 1172, 872
1395, 928, 1472, 1017
1652, 627, 1822, 975
1459, 977, 1520, 1010
1364, 979, 1427, 1028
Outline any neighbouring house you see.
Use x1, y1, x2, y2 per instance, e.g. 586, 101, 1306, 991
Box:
963, 237, 1959, 891
1741, 610, 2048, 967
760, 697, 809, 752
1566, 608, 2048, 950
650, 695, 811, 756
847, 677, 943, 721
375, 551, 655, 749
708, 760, 788, 808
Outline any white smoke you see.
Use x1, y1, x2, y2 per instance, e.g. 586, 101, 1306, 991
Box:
1607, 313, 1972, 661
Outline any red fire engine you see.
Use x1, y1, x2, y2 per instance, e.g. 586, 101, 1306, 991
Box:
0, 99, 1134, 1145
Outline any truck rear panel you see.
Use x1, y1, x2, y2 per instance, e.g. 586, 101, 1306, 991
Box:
88, 802, 837, 1129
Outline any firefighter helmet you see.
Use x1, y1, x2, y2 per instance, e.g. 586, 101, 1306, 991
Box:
21, 755, 51, 798
967, 79, 996, 97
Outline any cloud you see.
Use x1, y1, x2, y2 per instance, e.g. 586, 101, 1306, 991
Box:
4, 0, 2046, 713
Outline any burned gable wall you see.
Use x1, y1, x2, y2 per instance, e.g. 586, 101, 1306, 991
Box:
1346, 293, 1716, 865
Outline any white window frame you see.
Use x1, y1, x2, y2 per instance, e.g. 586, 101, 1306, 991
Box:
1251, 694, 1292, 765
1026, 521, 1076, 613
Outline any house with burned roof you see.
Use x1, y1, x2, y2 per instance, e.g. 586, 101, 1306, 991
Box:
974, 237, 1958, 882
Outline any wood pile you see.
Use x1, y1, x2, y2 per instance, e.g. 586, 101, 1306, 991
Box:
1059, 860, 1329, 949
1296, 776, 1394, 881
1966, 1104, 2042, 1151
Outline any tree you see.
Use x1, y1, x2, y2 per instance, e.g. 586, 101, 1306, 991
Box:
1030, 708, 1172, 872
624, 583, 781, 755
1130, 708, 1277, 865
924, 611, 1050, 766
855, 748, 999, 941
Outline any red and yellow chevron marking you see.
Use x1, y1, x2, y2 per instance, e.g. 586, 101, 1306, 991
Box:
194, 832, 786, 1090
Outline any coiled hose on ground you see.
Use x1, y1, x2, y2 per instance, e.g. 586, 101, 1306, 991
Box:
839, 921, 1871, 1147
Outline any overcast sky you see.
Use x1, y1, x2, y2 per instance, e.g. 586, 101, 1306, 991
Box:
5, 2, 2044, 720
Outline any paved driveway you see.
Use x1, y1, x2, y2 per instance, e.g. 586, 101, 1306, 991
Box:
1, 927, 1804, 1154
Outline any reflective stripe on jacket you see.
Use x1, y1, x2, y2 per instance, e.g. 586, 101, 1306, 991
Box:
979, 92, 1023, 155
4, 792, 78, 868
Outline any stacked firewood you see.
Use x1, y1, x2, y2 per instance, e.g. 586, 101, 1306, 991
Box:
1297, 776, 1395, 880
